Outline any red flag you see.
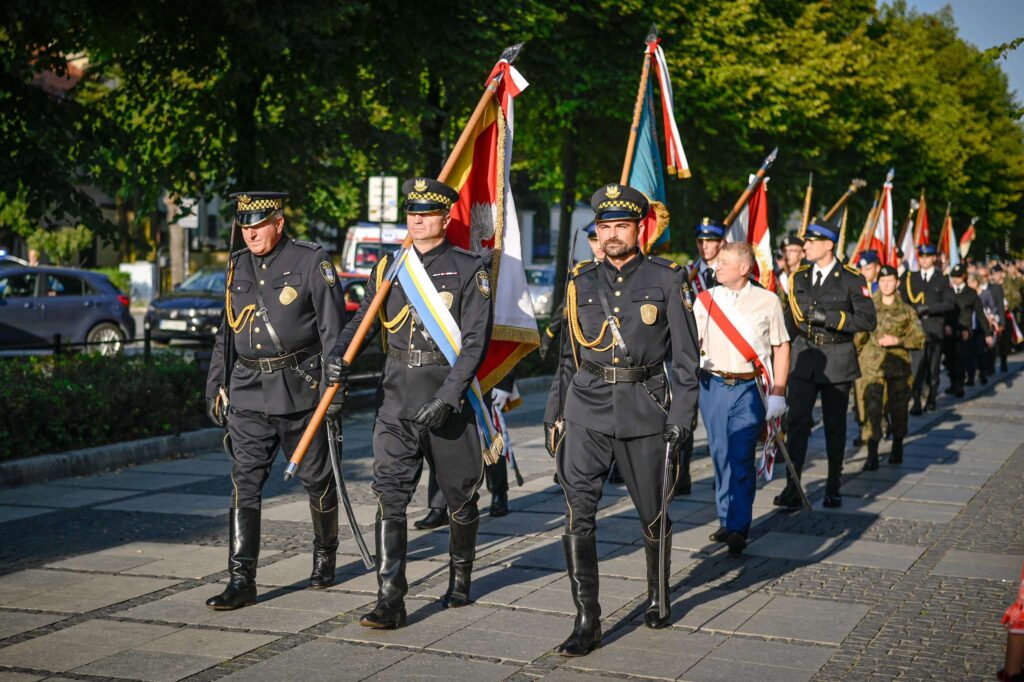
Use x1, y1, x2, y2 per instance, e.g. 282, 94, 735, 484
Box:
914, 191, 930, 246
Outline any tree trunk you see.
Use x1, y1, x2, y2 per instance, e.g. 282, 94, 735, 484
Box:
167, 195, 185, 288
420, 71, 445, 175
552, 126, 578, 313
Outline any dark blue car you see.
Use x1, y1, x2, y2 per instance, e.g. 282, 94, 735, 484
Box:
0, 266, 135, 354
145, 268, 225, 343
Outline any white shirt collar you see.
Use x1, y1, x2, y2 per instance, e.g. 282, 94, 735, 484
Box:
812, 258, 837, 281
920, 266, 935, 279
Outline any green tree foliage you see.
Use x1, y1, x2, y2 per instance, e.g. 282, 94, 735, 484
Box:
0, 0, 1021, 263
26, 225, 93, 265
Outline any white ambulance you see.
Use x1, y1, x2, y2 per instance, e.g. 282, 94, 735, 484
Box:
340, 223, 408, 276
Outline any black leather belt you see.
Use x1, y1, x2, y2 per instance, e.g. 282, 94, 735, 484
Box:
581, 360, 661, 384
238, 346, 318, 373
807, 329, 852, 346
388, 347, 449, 367
700, 368, 757, 386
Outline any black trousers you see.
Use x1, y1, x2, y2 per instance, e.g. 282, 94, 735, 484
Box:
949, 334, 971, 390
785, 377, 852, 492
227, 407, 336, 511
912, 341, 943, 407
558, 421, 674, 539
426, 458, 507, 509
372, 407, 483, 523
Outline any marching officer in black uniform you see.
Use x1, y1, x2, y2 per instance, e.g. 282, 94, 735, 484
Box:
325, 178, 493, 630
900, 243, 954, 414
543, 184, 700, 655
946, 263, 993, 396
775, 216, 876, 510
205, 192, 346, 610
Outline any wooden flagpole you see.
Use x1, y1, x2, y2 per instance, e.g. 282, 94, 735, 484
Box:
620, 24, 657, 185
723, 148, 778, 228
285, 44, 524, 480
798, 173, 813, 238
823, 179, 867, 221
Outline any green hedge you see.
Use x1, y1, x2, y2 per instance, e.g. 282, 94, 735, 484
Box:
88, 267, 132, 297
0, 353, 206, 461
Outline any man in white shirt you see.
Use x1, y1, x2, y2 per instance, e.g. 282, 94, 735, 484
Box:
692, 242, 790, 554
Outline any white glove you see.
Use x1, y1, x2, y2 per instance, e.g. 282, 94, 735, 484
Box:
765, 395, 787, 422
491, 388, 512, 412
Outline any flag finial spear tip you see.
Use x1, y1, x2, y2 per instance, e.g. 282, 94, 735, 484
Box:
647, 23, 659, 42
886, 167, 896, 182
500, 43, 524, 64
764, 147, 779, 167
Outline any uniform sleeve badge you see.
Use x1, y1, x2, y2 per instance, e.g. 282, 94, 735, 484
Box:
475, 270, 491, 299
319, 261, 337, 287
680, 283, 693, 311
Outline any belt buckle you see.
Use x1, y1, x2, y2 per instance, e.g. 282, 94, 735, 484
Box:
605, 366, 618, 384
407, 349, 422, 367
258, 357, 275, 373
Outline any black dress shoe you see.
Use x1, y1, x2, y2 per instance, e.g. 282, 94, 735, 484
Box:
954, 389, 964, 397
709, 527, 728, 542
965, 378, 975, 387
823, 493, 842, 508
925, 401, 936, 412
725, 531, 747, 556
980, 374, 988, 385
489, 492, 508, 518
909, 405, 923, 416
773, 487, 802, 510
889, 439, 903, 464
413, 508, 447, 530
944, 386, 957, 395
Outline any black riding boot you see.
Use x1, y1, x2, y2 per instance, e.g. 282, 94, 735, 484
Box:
309, 505, 339, 589
441, 516, 478, 608
556, 534, 602, 656
642, 535, 671, 629
890, 438, 904, 464
206, 508, 260, 610
863, 440, 880, 471
359, 518, 408, 629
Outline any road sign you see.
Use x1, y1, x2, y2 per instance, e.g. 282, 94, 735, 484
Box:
368, 176, 399, 223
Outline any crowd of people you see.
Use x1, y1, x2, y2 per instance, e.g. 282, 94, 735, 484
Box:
201, 181, 1020, 661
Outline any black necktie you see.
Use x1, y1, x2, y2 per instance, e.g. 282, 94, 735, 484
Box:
814, 271, 823, 290
705, 269, 716, 289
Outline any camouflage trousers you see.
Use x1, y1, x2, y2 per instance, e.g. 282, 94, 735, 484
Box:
861, 373, 911, 443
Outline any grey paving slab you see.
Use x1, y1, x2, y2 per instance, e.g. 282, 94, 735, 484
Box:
130, 458, 235, 476
916, 471, 990, 488
823, 539, 926, 572
116, 597, 219, 626
366, 651, 519, 681
329, 558, 444, 593
0, 569, 90, 604
210, 603, 336, 633
48, 471, 214, 491
137, 627, 278, 658
124, 545, 281, 579
598, 544, 700, 579
0, 619, 177, 672
744, 532, 846, 562
256, 588, 372, 615
0, 610, 67, 640
701, 634, 834, 671
881, 500, 962, 524
327, 600, 495, 648
3, 573, 179, 613
0, 484, 137, 508
669, 523, 726, 552
900, 483, 980, 504
736, 596, 870, 645
569, 629, 724, 679
667, 588, 773, 634
0, 673, 45, 682
682, 656, 820, 682
933, 550, 1024, 581
96, 493, 228, 517
218, 640, 412, 682
73, 650, 221, 682
537, 670, 613, 682
428, 626, 554, 663
839, 477, 918, 499
0, 506, 54, 524
46, 552, 160, 573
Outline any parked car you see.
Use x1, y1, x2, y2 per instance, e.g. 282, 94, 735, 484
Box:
0, 266, 135, 355
0, 252, 29, 269
146, 268, 224, 343
525, 265, 556, 316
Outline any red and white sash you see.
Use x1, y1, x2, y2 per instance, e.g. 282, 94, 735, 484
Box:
694, 289, 779, 481
689, 262, 710, 295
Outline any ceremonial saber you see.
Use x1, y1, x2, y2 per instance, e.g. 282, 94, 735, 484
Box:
723, 147, 778, 228
754, 378, 812, 511
284, 43, 524, 481
657, 441, 673, 620
325, 417, 374, 569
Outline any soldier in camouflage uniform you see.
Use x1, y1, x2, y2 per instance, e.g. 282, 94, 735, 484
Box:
854, 266, 925, 470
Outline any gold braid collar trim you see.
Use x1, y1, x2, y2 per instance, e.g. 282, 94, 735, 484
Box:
225, 259, 256, 334
904, 271, 925, 304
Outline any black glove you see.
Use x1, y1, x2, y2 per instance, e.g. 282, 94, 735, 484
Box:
325, 398, 345, 419
807, 306, 827, 326
916, 304, 929, 316
662, 424, 689, 451
206, 397, 226, 428
324, 351, 351, 386
544, 422, 563, 458
414, 398, 454, 429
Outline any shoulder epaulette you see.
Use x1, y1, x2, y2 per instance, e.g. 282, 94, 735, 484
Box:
843, 263, 861, 276
292, 239, 322, 251
648, 255, 681, 271
794, 263, 811, 274
450, 245, 480, 258
230, 246, 250, 259
571, 259, 598, 278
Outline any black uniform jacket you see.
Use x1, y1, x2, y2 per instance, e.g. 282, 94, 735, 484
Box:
900, 270, 955, 342
949, 285, 992, 335
338, 240, 493, 419
545, 251, 700, 439
786, 261, 877, 384
206, 237, 346, 415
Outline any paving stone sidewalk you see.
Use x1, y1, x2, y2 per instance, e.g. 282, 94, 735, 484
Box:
0, 358, 1021, 681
